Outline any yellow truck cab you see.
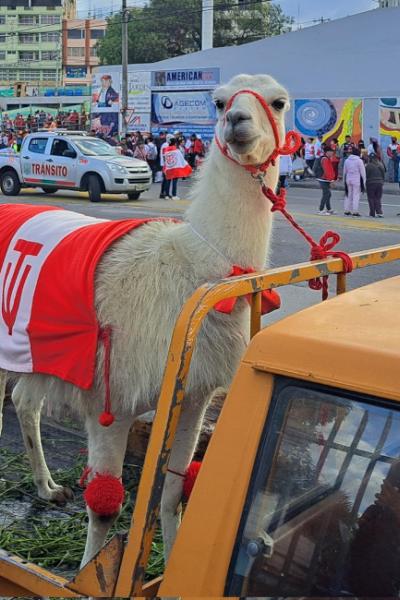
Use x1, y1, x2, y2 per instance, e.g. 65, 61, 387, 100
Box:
161, 275, 400, 598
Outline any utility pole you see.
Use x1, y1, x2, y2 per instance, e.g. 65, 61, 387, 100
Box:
121, 0, 129, 137
202, 0, 214, 50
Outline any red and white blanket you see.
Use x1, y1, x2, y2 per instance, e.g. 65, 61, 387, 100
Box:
0, 204, 153, 389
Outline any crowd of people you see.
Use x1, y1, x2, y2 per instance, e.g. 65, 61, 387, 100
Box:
279, 134, 400, 218
107, 130, 207, 200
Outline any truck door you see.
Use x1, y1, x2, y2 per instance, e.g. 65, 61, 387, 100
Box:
20, 136, 50, 185
46, 138, 77, 188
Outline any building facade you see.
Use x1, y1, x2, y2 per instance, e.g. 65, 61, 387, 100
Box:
62, 18, 106, 91
379, 0, 400, 6
0, 0, 63, 93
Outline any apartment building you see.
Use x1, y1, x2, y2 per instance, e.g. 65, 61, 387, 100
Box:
62, 18, 106, 90
0, 0, 63, 91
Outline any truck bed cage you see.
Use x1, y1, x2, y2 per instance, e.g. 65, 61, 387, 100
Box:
0, 243, 400, 597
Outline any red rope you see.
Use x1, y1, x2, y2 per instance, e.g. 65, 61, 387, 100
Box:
262, 185, 353, 300
98, 325, 115, 426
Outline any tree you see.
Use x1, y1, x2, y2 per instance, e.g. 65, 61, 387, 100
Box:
97, 0, 293, 65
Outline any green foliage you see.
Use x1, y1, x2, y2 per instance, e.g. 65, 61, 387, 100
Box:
97, 0, 293, 65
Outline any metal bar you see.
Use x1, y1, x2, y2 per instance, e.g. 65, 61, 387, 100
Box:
250, 291, 262, 338
336, 272, 347, 295
114, 243, 400, 595
334, 411, 369, 491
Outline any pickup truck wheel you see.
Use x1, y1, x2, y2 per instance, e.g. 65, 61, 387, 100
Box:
1, 170, 21, 196
127, 191, 141, 200
41, 187, 58, 194
87, 175, 102, 203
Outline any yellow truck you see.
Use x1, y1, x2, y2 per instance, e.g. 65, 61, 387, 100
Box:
0, 243, 399, 597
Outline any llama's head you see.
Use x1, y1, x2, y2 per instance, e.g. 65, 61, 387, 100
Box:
213, 74, 290, 167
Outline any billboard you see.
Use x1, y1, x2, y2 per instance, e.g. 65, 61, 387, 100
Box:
152, 68, 220, 89
66, 66, 87, 79
294, 98, 363, 143
91, 112, 119, 137
152, 90, 217, 140
128, 71, 151, 112
127, 112, 151, 134
91, 72, 120, 113
380, 97, 400, 148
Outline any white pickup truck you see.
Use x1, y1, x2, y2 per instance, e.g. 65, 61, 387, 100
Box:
0, 131, 152, 202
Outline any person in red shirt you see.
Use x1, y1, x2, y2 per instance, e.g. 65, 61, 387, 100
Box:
316, 144, 336, 215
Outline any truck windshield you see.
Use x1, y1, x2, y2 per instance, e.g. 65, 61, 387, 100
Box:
73, 138, 118, 156
227, 380, 400, 597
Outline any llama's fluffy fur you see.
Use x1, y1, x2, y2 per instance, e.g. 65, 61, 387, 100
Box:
0, 73, 290, 567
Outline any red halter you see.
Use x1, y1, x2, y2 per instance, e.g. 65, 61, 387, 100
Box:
214, 88, 302, 175
214, 88, 353, 301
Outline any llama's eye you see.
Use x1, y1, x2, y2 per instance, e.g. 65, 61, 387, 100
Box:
215, 99, 225, 111
271, 99, 286, 111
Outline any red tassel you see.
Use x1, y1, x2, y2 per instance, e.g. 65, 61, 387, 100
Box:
183, 461, 202, 501
98, 411, 115, 427
84, 473, 124, 516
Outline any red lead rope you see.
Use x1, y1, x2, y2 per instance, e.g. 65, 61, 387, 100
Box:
262, 185, 353, 300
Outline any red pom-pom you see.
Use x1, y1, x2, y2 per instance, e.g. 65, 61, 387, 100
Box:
99, 411, 115, 427
183, 461, 202, 501
84, 473, 124, 515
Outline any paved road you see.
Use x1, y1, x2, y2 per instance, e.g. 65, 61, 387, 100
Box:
2, 181, 400, 322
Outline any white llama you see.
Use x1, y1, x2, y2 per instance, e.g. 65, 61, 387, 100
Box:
0, 73, 290, 566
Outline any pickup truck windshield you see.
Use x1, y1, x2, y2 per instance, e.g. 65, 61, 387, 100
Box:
227, 381, 400, 597
73, 138, 118, 156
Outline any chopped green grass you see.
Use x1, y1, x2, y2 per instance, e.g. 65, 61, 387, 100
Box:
0, 447, 164, 579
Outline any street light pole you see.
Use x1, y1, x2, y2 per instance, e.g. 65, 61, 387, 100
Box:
121, 0, 129, 137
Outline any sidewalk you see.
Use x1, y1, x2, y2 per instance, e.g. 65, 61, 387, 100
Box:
291, 178, 400, 195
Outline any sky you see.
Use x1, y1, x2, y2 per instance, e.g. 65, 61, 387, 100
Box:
75, 0, 377, 24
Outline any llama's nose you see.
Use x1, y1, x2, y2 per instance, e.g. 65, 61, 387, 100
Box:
225, 109, 252, 127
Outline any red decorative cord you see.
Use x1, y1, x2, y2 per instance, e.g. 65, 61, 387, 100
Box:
262, 185, 353, 300
98, 325, 115, 426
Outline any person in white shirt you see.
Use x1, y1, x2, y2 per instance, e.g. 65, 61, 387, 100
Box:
277, 154, 293, 193
304, 137, 315, 176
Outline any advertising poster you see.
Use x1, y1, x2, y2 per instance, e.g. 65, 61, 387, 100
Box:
380, 97, 400, 148
128, 71, 151, 112
91, 112, 119, 137
151, 91, 217, 140
294, 98, 363, 143
91, 72, 120, 112
152, 68, 220, 90
126, 112, 151, 134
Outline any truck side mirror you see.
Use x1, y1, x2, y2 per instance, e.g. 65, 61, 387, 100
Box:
63, 149, 77, 159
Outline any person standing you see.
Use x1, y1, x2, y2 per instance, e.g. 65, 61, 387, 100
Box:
366, 153, 386, 218
316, 145, 336, 215
304, 137, 315, 176
277, 154, 293, 193
145, 136, 158, 182
160, 137, 192, 200
330, 138, 340, 180
343, 147, 366, 217
387, 137, 400, 183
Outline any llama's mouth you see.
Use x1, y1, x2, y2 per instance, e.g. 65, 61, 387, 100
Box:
228, 135, 260, 155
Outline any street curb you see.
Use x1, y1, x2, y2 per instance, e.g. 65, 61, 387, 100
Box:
291, 181, 400, 196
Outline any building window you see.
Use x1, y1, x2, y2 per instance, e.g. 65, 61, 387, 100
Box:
90, 29, 105, 39
67, 29, 85, 39
0, 69, 10, 81
42, 69, 57, 80
41, 32, 59, 42
67, 47, 85, 57
0, 50, 5, 61
0, 16, 5, 25
18, 15, 38, 25
19, 51, 39, 61
19, 34, 38, 44
0, 34, 5, 43
41, 51, 58, 61
90, 46, 98, 57
18, 69, 41, 81
40, 15, 60, 24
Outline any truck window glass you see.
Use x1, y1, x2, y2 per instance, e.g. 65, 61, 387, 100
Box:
73, 138, 117, 157
28, 138, 48, 154
51, 139, 70, 156
227, 382, 400, 597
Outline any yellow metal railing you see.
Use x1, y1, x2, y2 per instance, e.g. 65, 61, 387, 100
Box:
1, 244, 399, 597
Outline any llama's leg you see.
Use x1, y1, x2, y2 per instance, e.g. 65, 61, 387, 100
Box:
0, 372, 6, 437
11, 379, 74, 504
81, 414, 133, 567
161, 399, 208, 559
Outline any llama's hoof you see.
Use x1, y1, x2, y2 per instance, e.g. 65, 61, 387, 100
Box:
38, 481, 74, 505
50, 486, 74, 506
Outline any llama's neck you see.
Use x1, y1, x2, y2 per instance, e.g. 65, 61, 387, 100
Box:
186, 143, 278, 272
